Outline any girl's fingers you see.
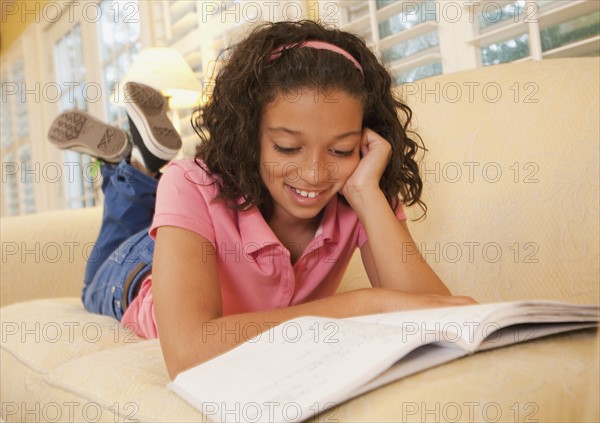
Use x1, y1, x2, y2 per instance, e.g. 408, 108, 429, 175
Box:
361, 128, 392, 169
360, 143, 369, 158
344, 128, 392, 199
359, 129, 370, 157
363, 128, 385, 145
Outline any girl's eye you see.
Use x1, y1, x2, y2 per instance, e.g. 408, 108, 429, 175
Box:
273, 144, 298, 154
331, 149, 354, 157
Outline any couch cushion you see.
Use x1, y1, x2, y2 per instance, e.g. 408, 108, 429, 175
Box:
35, 326, 597, 423
1, 298, 138, 373
42, 340, 203, 422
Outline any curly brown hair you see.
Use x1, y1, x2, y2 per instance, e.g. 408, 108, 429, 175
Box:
193, 20, 426, 220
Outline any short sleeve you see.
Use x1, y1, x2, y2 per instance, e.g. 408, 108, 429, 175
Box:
149, 161, 216, 246
357, 203, 406, 248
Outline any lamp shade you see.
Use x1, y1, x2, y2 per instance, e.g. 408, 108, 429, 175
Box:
117, 48, 202, 109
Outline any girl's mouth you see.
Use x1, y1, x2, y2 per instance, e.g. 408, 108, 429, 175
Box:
289, 186, 322, 199
286, 185, 327, 203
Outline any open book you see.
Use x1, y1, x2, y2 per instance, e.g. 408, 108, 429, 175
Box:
168, 300, 599, 423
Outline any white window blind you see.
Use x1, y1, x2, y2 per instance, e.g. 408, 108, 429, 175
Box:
1, 59, 36, 216
471, 0, 599, 66
1, 79, 13, 150
334, 0, 598, 80
45, 1, 142, 210
1, 85, 18, 214
337, 0, 443, 84
53, 23, 97, 209
98, 0, 142, 128
18, 144, 36, 214
2, 153, 20, 215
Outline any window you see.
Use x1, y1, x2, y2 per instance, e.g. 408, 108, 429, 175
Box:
98, 0, 142, 129
334, 0, 599, 78
337, 1, 443, 84
473, 0, 600, 66
481, 33, 530, 66
1, 59, 36, 215
538, 1, 600, 58
2, 153, 20, 215
1, 82, 13, 150
52, 23, 97, 209
18, 144, 36, 214
43, 0, 142, 210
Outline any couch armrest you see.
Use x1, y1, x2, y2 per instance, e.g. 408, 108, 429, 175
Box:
1, 207, 102, 307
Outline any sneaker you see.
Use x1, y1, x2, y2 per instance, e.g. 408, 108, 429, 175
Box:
124, 82, 182, 173
47, 109, 131, 163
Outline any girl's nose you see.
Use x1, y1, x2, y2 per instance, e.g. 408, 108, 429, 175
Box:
302, 152, 336, 186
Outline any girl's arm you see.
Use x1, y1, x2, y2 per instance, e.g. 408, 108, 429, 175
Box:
152, 226, 474, 380
357, 196, 450, 295
342, 128, 452, 296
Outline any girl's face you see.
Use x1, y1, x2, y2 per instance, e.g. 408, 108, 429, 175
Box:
259, 88, 363, 225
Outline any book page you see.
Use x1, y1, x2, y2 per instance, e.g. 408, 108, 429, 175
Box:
349, 344, 468, 398
169, 316, 428, 423
345, 300, 599, 351
349, 322, 598, 398
344, 302, 504, 351
169, 302, 598, 423
477, 322, 598, 351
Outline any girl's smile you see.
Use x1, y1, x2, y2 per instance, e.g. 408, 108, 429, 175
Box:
259, 88, 364, 229
286, 183, 325, 204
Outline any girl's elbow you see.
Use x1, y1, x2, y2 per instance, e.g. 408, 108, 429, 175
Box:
165, 352, 201, 381
163, 350, 188, 381
166, 363, 181, 381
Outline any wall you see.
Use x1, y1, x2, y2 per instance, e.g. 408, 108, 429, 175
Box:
0, 0, 50, 55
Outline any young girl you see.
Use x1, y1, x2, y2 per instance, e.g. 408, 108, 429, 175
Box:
48, 20, 475, 381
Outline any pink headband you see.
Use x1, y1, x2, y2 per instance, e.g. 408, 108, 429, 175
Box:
269, 41, 364, 76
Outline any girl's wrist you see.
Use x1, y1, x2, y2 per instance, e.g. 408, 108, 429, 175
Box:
343, 186, 387, 220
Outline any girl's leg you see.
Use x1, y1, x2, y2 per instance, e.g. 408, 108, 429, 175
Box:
82, 224, 155, 321
82, 160, 157, 286
48, 82, 181, 320
81, 161, 158, 321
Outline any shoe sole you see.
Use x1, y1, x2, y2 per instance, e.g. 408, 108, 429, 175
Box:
47, 110, 129, 162
124, 82, 182, 160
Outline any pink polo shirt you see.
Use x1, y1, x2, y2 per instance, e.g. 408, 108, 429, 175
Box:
121, 158, 406, 338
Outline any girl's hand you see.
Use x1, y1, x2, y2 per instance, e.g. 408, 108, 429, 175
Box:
340, 128, 392, 202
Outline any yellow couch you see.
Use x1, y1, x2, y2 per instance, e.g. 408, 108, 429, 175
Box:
1, 58, 598, 422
